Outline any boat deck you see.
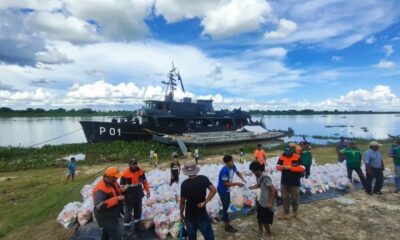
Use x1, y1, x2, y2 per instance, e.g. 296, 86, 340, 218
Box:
153, 130, 286, 146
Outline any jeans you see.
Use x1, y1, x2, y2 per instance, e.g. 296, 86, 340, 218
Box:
218, 191, 230, 223
366, 167, 384, 193
124, 201, 142, 225
395, 164, 400, 190
347, 166, 367, 188
185, 216, 215, 240
281, 184, 300, 214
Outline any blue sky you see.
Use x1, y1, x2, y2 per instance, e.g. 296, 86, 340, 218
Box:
0, 0, 400, 111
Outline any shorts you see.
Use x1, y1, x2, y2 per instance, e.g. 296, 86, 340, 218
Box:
256, 201, 273, 225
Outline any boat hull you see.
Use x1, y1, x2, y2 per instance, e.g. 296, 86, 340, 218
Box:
79, 121, 151, 143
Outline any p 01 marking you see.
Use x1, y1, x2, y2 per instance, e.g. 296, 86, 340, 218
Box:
99, 127, 121, 136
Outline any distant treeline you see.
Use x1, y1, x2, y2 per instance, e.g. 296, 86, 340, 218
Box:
249, 109, 400, 115
0, 107, 134, 117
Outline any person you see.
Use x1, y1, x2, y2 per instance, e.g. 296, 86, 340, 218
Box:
153, 150, 159, 167
249, 161, 276, 240
299, 142, 312, 178
254, 144, 266, 171
217, 155, 245, 233
276, 145, 304, 220
180, 160, 217, 240
194, 148, 199, 165
93, 167, 126, 240
389, 138, 400, 193
340, 142, 367, 189
239, 148, 244, 164
364, 141, 384, 195
289, 142, 301, 154
66, 157, 76, 182
186, 147, 193, 160
336, 137, 348, 162
149, 146, 155, 166
120, 159, 150, 232
170, 152, 181, 185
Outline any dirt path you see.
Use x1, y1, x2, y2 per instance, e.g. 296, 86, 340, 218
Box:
213, 190, 400, 240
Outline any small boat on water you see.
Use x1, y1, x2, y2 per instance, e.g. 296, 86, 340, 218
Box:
79, 64, 289, 144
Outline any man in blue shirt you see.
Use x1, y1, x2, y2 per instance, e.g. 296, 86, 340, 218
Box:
364, 141, 384, 195
217, 155, 245, 233
66, 157, 76, 182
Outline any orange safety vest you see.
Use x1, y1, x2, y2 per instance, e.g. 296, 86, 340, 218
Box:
276, 154, 304, 173
121, 168, 150, 203
92, 179, 122, 209
254, 149, 266, 165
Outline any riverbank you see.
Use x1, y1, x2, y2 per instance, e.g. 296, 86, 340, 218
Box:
0, 142, 399, 239
0, 139, 393, 172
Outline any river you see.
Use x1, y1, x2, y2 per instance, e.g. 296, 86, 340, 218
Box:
0, 114, 399, 147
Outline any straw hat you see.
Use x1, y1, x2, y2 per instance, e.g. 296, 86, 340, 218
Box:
182, 160, 200, 176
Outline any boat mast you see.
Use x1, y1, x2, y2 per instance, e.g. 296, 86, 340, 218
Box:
161, 62, 185, 102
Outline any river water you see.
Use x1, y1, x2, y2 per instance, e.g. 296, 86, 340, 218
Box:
0, 114, 399, 147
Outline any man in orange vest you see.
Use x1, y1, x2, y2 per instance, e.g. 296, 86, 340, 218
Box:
276, 145, 305, 220
254, 144, 266, 171
120, 159, 150, 232
93, 167, 126, 240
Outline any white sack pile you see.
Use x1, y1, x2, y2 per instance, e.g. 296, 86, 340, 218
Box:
57, 157, 392, 239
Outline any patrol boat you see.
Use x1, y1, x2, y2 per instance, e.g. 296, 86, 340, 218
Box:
80, 64, 261, 143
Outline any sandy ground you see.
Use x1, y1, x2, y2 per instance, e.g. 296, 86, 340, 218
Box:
213, 189, 400, 240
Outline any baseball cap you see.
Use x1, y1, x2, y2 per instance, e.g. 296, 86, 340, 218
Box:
105, 167, 122, 178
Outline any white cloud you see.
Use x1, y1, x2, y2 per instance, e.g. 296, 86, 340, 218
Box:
374, 60, 396, 69
201, 0, 271, 38
211, 85, 400, 111
383, 45, 394, 57
264, 18, 297, 40
365, 35, 376, 44
245, 47, 288, 59
0, 88, 53, 103
35, 49, 74, 64
155, 0, 271, 39
64, 0, 153, 41
267, 0, 400, 49
318, 85, 400, 110
25, 11, 99, 44
331, 56, 343, 62
0, 40, 305, 108
154, 0, 216, 23
0, 0, 62, 11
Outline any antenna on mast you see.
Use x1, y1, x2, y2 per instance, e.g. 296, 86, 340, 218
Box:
161, 62, 186, 102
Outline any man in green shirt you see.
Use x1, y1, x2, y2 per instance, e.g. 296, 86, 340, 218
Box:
389, 138, 400, 193
340, 142, 366, 189
300, 142, 312, 178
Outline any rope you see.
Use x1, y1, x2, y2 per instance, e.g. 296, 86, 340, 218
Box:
28, 128, 82, 148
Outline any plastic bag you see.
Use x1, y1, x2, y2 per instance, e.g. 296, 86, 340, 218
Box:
154, 213, 169, 239
57, 201, 82, 229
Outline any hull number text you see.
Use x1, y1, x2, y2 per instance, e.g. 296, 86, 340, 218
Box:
100, 127, 121, 136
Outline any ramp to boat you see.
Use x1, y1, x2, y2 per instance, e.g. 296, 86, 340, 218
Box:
176, 138, 188, 155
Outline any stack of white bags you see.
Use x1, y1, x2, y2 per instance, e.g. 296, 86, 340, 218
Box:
57, 157, 392, 239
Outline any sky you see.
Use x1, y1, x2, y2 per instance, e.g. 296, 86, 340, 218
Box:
0, 0, 400, 111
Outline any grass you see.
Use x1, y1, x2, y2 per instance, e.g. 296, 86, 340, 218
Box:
0, 141, 398, 239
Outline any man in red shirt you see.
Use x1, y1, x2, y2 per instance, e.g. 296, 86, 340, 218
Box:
254, 144, 266, 171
